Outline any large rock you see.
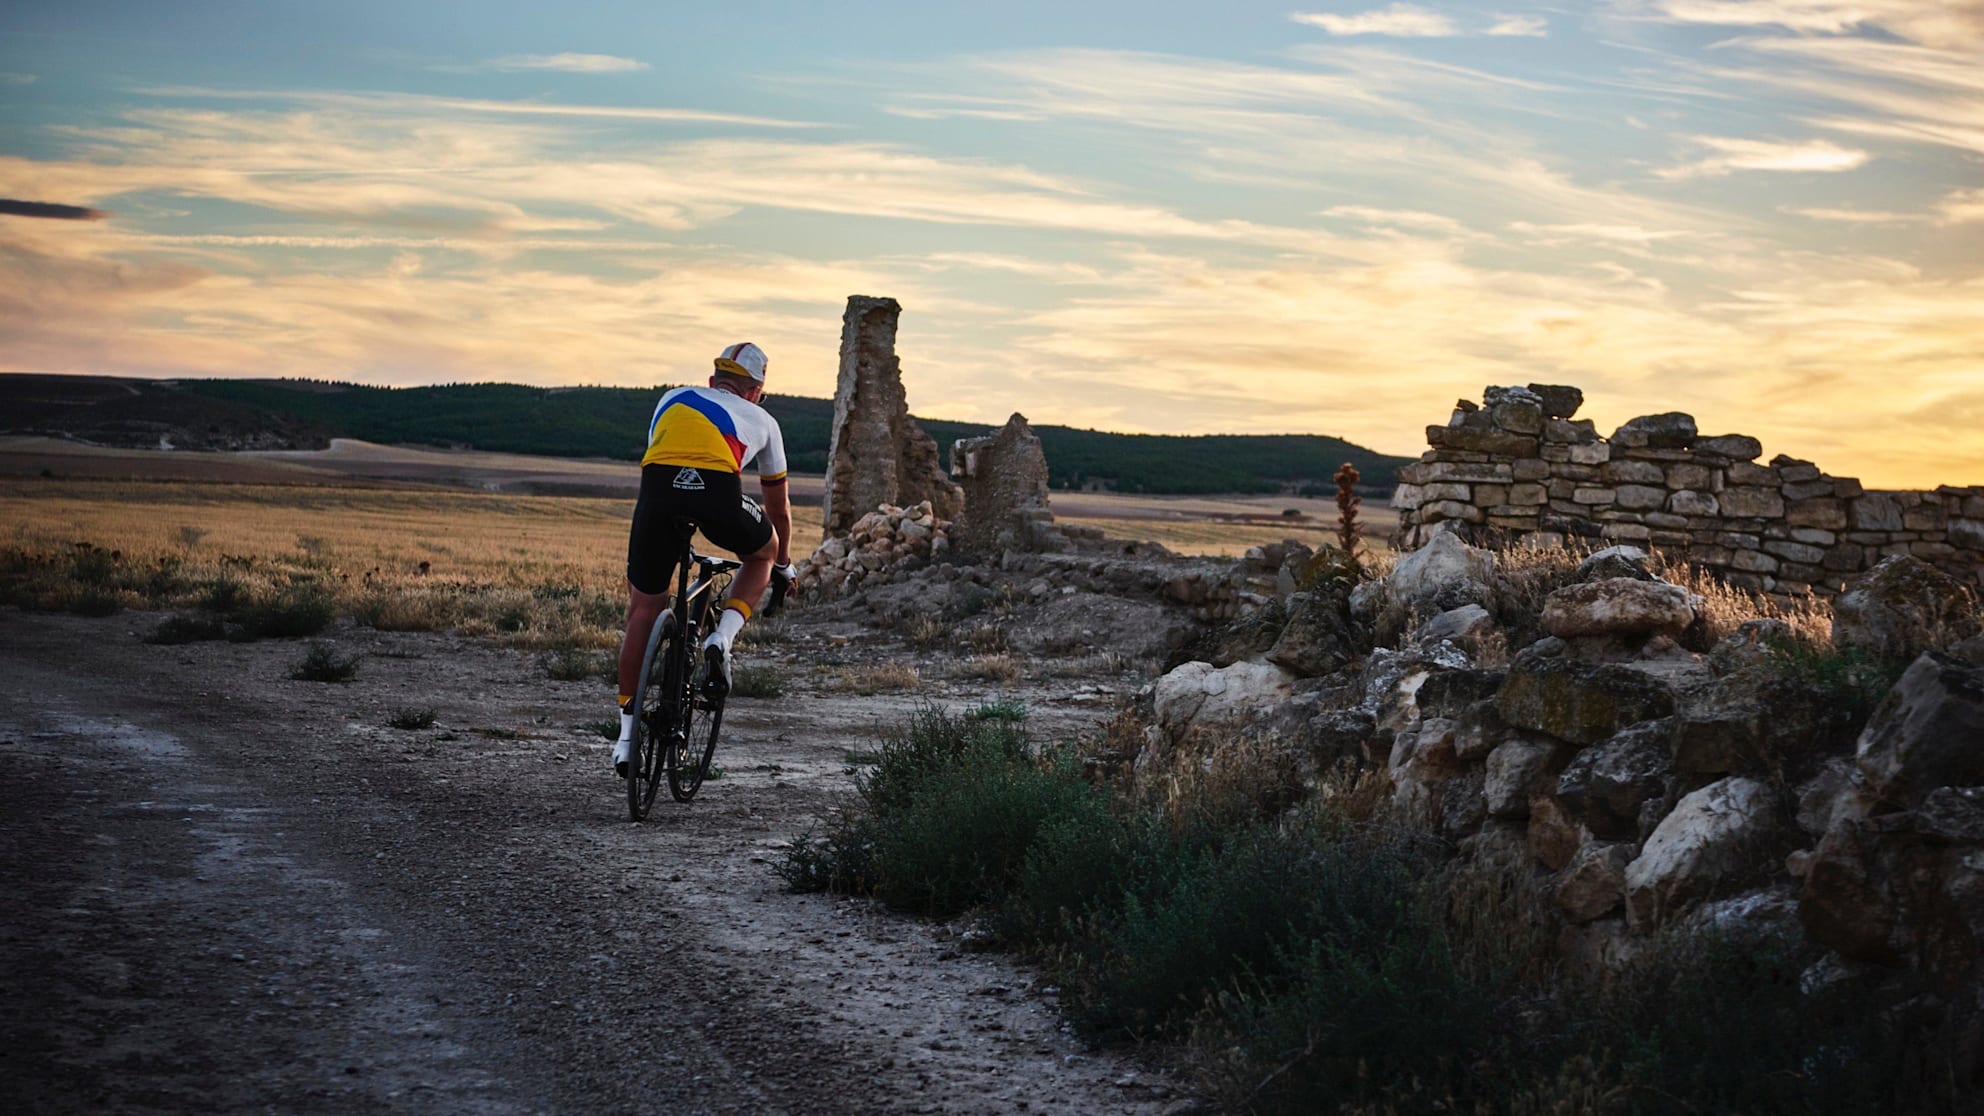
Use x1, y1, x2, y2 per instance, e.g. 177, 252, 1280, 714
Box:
1625, 776, 1779, 927
1671, 668, 1833, 776
1485, 736, 1560, 818
1574, 545, 1653, 583
1557, 842, 1634, 923
1497, 657, 1678, 745
950, 412, 1064, 555
1856, 652, 1984, 807
1526, 383, 1584, 419
1610, 412, 1697, 450
1832, 555, 1980, 663
1153, 660, 1297, 737
821, 296, 963, 535
1387, 530, 1493, 611
1265, 591, 1360, 677
1555, 719, 1672, 839
1541, 578, 1695, 640
1798, 823, 1899, 962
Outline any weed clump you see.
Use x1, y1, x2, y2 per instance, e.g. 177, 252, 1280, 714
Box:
388, 707, 437, 730
290, 641, 360, 682
543, 647, 612, 682
731, 664, 788, 699
146, 613, 228, 644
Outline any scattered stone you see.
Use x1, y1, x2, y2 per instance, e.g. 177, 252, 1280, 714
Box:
1485, 736, 1559, 818
1557, 842, 1634, 923
1555, 719, 1672, 839
1833, 556, 1980, 663
1497, 656, 1678, 745
1265, 592, 1360, 677
1525, 383, 1584, 419
1855, 652, 1984, 808
1153, 660, 1298, 737
1625, 776, 1778, 927
1387, 530, 1494, 611
1541, 578, 1695, 640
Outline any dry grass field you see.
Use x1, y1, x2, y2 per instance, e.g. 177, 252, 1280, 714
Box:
0, 460, 1388, 652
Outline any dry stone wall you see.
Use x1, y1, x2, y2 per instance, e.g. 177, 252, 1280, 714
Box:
1392, 385, 1984, 596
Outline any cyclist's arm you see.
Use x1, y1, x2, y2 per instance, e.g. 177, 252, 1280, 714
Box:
756, 419, 794, 567
761, 480, 793, 567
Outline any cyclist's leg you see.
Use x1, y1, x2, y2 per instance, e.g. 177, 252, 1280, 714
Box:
617, 467, 692, 770
616, 582, 669, 709
695, 489, 776, 645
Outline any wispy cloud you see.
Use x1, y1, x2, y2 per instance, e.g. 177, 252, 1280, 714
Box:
1785, 206, 1920, 223
134, 86, 821, 129
0, 73, 35, 86
1291, 5, 1460, 37
1487, 14, 1551, 36
1629, 0, 1984, 49
0, 199, 110, 221
1657, 135, 1869, 177
1937, 188, 1984, 224
464, 52, 649, 74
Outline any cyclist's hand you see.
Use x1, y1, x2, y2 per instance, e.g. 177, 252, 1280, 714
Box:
767, 562, 799, 615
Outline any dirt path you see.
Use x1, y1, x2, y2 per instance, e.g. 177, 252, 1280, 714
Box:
0, 610, 1185, 1115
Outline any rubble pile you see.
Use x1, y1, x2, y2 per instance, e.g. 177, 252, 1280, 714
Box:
797, 501, 950, 601
1148, 532, 1984, 1004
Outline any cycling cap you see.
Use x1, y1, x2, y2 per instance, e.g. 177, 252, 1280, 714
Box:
714, 342, 768, 383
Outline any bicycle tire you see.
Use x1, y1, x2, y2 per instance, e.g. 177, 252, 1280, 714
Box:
667, 574, 732, 802
625, 615, 676, 821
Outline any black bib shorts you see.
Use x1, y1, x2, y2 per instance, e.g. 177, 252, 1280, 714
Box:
626, 464, 773, 595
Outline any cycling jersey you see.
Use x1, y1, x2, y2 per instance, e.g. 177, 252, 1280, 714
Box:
641, 386, 788, 483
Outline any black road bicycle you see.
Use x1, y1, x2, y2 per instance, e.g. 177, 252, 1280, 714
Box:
624, 524, 790, 819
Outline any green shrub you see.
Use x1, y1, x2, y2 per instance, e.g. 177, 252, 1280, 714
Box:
870, 749, 1103, 917
967, 697, 1028, 722
731, 664, 787, 699
861, 706, 1031, 820
236, 583, 336, 639
290, 641, 360, 682
65, 585, 124, 616
543, 647, 611, 682
388, 706, 436, 730
146, 613, 228, 644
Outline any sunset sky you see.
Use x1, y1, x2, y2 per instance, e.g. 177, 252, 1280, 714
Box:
3, 1, 1981, 486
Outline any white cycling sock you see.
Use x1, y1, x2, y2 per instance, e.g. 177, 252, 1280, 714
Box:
618, 709, 636, 741
711, 607, 745, 648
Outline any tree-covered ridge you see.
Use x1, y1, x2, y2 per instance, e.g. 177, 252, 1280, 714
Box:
180, 379, 1409, 494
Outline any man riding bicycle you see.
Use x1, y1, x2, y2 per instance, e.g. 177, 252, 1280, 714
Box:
613, 341, 795, 777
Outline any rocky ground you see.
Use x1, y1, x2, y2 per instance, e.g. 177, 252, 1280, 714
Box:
0, 606, 1187, 1115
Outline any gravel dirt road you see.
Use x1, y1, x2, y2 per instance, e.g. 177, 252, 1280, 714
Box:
0, 609, 1184, 1115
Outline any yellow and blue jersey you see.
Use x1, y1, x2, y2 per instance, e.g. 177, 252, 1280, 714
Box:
641, 386, 788, 482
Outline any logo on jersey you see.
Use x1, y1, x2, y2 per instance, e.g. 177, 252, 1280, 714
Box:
673, 467, 706, 491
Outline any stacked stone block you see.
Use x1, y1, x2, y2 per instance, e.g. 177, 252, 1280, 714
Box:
1393, 385, 1984, 596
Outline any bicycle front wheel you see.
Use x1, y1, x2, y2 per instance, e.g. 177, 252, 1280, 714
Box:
667, 583, 731, 802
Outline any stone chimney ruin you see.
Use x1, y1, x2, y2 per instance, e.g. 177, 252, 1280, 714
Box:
819, 296, 963, 537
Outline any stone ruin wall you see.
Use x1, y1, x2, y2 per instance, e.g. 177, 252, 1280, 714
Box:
1392, 385, 1984, 597
820, 295, 962, 537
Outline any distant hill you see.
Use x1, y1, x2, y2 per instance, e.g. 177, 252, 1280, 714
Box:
1, 374, 1411, 495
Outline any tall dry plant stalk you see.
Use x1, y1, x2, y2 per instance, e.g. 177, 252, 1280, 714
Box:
1333, 462, 1363, 562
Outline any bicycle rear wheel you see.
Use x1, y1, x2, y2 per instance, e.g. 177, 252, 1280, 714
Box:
626, 616, 678, 821
667, 577, 731, 802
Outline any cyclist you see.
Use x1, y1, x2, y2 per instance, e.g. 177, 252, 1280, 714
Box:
613, 341, 797, 777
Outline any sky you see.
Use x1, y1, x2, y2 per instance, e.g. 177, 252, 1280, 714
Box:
2, 0, 1981, 486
